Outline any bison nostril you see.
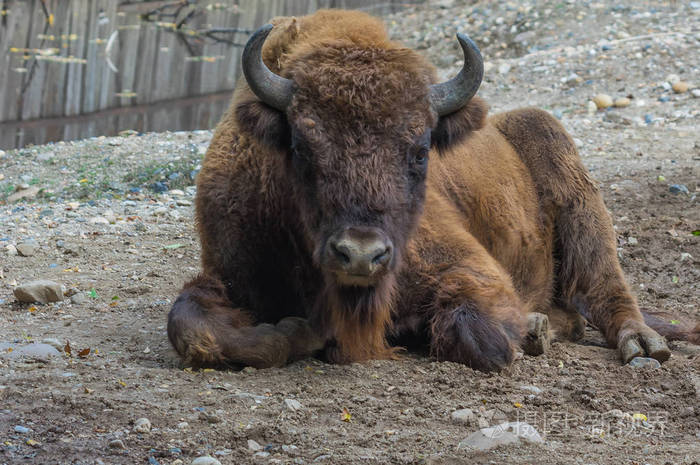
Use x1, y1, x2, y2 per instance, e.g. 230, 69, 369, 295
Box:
331, 243, 351, 265
371, 246, 391, 266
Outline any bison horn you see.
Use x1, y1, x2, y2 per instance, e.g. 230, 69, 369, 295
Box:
242, 24, 294, 111
429, 33, 484, 117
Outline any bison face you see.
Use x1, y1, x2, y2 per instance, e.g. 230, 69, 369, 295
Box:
288, 115, 432, 288
237, 23, 484, 293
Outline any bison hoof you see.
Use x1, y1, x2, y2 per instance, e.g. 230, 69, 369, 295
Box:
618, 320, 671, 364
523, 312, 551, 356
275, 317, 325, 360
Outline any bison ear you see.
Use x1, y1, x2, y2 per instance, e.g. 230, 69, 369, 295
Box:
234, 89, 291, 151
431, 97, 488, 151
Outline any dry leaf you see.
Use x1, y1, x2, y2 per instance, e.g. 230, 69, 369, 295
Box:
78, 348, 90, 358
64, 341, 71, 356
341, 407, 352, 422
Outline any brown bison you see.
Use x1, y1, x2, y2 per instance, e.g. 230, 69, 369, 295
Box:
167, 9, 692, 372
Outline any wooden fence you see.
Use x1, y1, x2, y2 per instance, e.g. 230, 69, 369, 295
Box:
0, 0, 420, 149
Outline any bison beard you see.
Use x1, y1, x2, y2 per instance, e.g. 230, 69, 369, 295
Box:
167, 9, 696, 371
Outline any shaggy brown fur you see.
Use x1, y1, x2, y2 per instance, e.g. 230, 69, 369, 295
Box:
168, 9, 695, 371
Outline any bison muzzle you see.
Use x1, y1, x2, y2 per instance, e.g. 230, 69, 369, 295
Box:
167, 9, 693, 372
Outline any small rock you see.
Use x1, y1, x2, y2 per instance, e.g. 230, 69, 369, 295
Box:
70, 293, 87, 305
176, 199, 192, 207
586, 100, 597, 115
519, 385, 542, 395
691, 89, 700, 99
284, 399, 303, 412
89, 216, 110, 225
592, 94, 613, 109
628, 357, 661, 369
498, 63, 511, 75
41, 338, 64, 351
458, 422, 543, 451
666, 74, 680, 84
16, 242, 39, 257
133, 417, 151, 433
672, 81, 689, 93
151, 181, 168, 193
14, 425, 30, 434
254, 452, 270, 458
191, 457, 221, 465
0, 149, 5, 158
6, 244, 18, 256
613, 97, 631, 108
451, 408, 476, 425
14, 280, 63, 304
627, 237, 638, 245
669, 184, 689, 195
108, 439, 126, 450
8, 186, 40, 202
177, 421, 189, 429
680, 252, 693, 261
199, 411, 222, 424
248, 439, 263, 452
0, 343, 61, 361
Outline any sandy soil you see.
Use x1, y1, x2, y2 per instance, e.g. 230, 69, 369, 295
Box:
1, 1, 698, 464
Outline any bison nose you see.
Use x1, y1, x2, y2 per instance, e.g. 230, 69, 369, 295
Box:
326, 228, 394, 278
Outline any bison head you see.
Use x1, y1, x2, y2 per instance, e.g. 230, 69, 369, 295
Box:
235, 17, 484, 360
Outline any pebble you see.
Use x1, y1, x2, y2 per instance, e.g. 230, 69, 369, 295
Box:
628, 357, 661, 369
16, 242, 39, 257
14, 425, 30, 434
458, 422, 543, 451
8, 186, 40, 202
70, 293, 87, 305
691, 89, 700, 99
176, 199, 192, 207
671, 81, 689, 94
133, 417, 151, 433
498, 63, 511, 75
41, 338, 64, 351
284, 398, 303, 412
666, 74, 680, 84
592, 94, 613, 110
451, 408, 476, 425
13, 280, 63, 304
519, 385, 543, 395
108, 439, 126, 450
6, 244, 18, 256
586, 100, 597, 115
190, 457, 221, 465
89, 216, 110, 225
627, 237, 638, 245
248, 439, 263, 451
669, 184, 689, 195
613, 97, 631, 108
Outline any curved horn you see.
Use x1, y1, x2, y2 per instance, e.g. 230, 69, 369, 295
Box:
242, 24, 294, 111
429, 33, 484, 117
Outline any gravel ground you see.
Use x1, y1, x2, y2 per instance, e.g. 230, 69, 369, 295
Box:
1, 1, 699, 464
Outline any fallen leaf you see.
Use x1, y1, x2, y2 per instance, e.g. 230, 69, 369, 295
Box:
78, 348, 90, 358
670, 320, 680, 325
28, 306, 37, 313
84, 387, 94, 394
341, 407, 352, 422
64, 341, 71, 356
513, 402, 523, 408
117, 379, 127, 387
89, 288, 98, 299
632, 413, 647, 421
26, 439, 40, 447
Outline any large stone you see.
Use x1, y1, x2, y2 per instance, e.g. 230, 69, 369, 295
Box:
451, 408, 476, 425
457, 422, 544, 451
191, 456, 222, 465
0, 343, 61, 361
13, 280, 63, 304
16, 242, 39, 257
8, 186, 40, 202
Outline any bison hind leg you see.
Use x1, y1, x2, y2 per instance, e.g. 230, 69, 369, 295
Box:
168, 275, 323, 369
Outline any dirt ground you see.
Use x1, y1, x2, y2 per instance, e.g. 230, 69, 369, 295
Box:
1, 1, 699, 464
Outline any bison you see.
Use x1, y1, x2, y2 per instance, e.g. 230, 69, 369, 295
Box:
167, 9, 692, 372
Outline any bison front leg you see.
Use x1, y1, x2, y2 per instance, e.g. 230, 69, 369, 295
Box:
427, 257, 528, 372
168, 275, 324, 368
